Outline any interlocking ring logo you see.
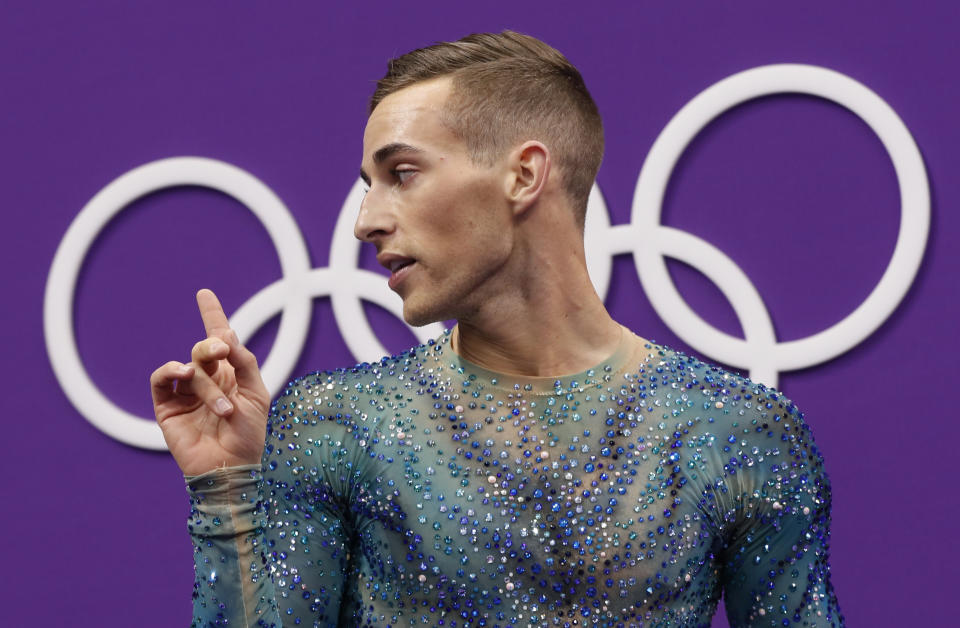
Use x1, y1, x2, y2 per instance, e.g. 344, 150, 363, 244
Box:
45, 64, 929, 450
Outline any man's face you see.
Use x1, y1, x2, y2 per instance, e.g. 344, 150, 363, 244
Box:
357, 78, 514, 326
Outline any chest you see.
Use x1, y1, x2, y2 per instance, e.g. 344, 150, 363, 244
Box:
346, 405, 721, 624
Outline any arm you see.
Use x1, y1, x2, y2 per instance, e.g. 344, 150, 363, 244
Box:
151, 290, 350, 625
187, 465, 279, 626
256, 383, 357, 624
718, 391, 844, 627
186, 380, 360, 627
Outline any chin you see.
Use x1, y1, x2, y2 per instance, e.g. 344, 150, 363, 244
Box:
401, 297, 452, 328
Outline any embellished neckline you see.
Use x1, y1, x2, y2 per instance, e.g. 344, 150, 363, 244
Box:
436, 325, 654, 395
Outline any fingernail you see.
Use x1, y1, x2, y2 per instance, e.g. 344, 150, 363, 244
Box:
215, 398, 233, 414
211, 342, 228, 352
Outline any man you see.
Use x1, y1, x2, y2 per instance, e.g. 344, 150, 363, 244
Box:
152, 31, 843, 627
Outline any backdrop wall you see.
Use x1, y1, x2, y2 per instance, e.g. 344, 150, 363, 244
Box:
2, 2, 956, 625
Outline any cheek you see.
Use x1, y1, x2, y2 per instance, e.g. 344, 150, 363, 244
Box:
412, 173, 508, 250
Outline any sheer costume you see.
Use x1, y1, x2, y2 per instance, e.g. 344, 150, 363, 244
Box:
186, 328, 842, 627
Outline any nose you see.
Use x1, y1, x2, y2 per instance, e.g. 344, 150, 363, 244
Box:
353, 188, 396, 243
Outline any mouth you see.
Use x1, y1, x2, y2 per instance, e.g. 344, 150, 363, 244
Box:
388, 258, 415, 273
377, 253, 417, 290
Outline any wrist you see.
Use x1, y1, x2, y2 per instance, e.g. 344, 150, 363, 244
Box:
186, 464, 264, 538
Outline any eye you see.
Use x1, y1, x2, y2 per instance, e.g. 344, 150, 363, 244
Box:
392, 168, 417, 185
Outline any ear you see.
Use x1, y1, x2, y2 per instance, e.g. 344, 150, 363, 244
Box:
505, 141, 551, 215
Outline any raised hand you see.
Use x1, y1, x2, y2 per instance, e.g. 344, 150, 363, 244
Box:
150, 289, 271, 476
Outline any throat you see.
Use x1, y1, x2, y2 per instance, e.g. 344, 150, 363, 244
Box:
451, 318, 623, 378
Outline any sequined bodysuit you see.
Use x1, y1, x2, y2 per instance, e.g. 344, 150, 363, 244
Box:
186, 328, 842, 627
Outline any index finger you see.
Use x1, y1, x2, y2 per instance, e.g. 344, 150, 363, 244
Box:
196, 288, 230, 336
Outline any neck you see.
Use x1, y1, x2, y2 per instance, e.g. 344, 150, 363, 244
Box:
451, 246, 621, 377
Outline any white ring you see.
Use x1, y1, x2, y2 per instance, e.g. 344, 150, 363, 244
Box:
230, 179, 445, 370
630, 64, 929, 385
44, 157, 312, 449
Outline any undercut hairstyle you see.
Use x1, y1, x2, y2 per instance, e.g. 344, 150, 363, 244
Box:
370, 31, 604, 224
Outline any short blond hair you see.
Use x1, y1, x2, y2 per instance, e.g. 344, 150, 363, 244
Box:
370, 31, 603, 223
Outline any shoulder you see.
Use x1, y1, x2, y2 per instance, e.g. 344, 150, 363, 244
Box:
633, 343, 828, 486
638, 343, 811, 434
270, 339, 438, 423
264, 338, 446, 469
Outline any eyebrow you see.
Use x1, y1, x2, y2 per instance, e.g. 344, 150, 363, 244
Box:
359, 142, 423, 185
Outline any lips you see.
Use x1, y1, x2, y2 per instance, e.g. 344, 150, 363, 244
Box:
377, 253, 417, 290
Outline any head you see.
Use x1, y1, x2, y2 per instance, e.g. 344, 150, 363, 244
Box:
356, 32, 604, 327
370, 30, 604, 223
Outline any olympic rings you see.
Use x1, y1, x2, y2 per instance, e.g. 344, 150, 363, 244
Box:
44, 64, 929, 449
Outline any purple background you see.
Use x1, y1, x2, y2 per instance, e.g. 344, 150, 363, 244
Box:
3, 2, 956, 625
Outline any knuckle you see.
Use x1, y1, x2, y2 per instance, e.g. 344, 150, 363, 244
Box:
237, 345, 255, 364
151, 361, 180, 383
